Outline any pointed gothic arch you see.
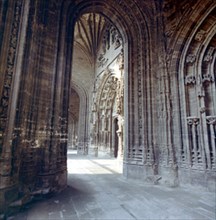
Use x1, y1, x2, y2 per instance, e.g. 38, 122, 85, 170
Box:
179, 7, 216, 170
55, 0, 152, 179
167, 1, 216, 187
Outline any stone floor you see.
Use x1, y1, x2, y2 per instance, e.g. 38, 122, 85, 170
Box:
12, 150, 215, 220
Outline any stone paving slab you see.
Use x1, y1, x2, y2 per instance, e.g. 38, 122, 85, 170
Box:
12, 153, 216, 220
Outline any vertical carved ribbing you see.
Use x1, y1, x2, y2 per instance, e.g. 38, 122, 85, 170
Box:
187, 117, 202, 167
206, 116, 216, 169
0, 0, 23, 155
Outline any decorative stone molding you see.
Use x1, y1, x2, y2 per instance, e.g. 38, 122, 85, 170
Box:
200, 107, 206, 114
204, 47, 215, 62
136, 36, 143, 148
117, 49, 124, 70
195, 30, 206, 42
186, 54, 196, 64
97, 54, 108, 68
116, 78, 124, 114
206, 116, 216, 125
202, 73, 214, 84
187, 117, 199, 125
92, 101, 97, 112
0, 0, 22, 115
110, 26, 122, 50
197, 89, 205, 98
0, 0, 23, 152
185, 75, 196, 85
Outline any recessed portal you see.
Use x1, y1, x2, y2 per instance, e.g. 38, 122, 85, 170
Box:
69, 12, 124, 162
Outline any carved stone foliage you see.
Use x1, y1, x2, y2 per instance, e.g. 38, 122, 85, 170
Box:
187, 117, 199, 126
186, 54, 196, 64
184, 74, 196, 85
0, 0, 23, 153
202, 73, 214, 84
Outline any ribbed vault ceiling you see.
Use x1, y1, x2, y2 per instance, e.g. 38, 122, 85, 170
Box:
74, 13, 108, 62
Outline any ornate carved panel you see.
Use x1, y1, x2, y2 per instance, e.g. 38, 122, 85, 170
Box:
180, 8, 216, 170
91, 52, 124, 157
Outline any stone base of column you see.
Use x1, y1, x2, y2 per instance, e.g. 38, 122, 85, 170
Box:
123, 162, 163, 185
35, 169, 67, 194
158, 165, 179, 187
0, 169, 67, 218
0, 183, 19, 218
178, 167, 216, 192
123, 162, 154, 179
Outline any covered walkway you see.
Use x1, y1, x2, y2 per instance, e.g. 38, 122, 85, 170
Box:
13, 151, 215, 220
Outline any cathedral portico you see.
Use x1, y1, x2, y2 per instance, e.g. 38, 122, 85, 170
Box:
0, 0, 215, 218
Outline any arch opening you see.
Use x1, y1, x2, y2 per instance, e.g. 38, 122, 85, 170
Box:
70, 11, 125, 164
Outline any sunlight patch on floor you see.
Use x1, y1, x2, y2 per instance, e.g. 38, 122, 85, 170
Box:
67, 158, 122, 175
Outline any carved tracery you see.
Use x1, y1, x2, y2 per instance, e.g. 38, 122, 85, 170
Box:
181, 8, 216, 170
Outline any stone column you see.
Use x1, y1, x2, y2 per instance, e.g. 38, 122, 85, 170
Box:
117, 115, 124, 158
0, 0, 29, 214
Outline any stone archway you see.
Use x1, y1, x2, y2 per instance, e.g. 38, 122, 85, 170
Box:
59, 0, 151, 178
0, 0, 152, 214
